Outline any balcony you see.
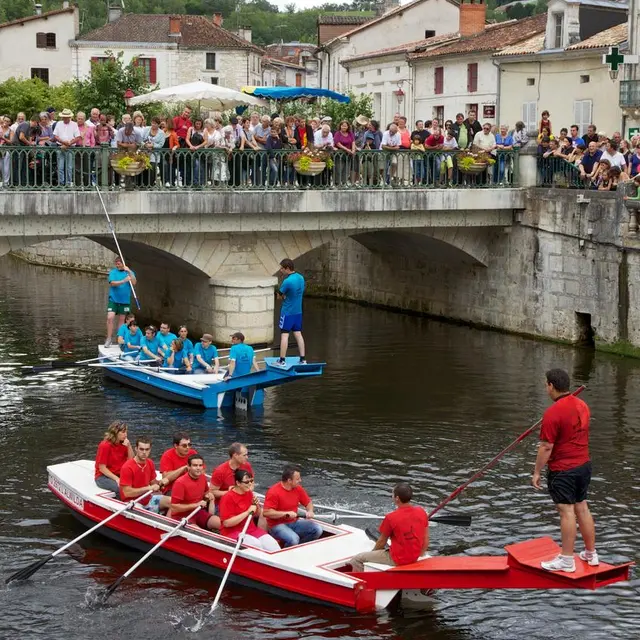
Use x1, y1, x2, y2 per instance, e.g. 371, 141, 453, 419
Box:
619, 80, 640, 108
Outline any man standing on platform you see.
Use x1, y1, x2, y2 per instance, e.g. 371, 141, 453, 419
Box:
276, 258, 306, 366
350, 482, 428, 572
263, 464, 323, 547
105, 256, 136, 347
532, 368, 597, 572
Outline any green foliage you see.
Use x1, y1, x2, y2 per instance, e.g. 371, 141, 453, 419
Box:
0, 78, 51, 118
73, 51, 151, 116
319, 91, 374, 125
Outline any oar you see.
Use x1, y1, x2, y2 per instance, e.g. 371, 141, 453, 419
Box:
208, 513, 252, 613
21, 352, 140, 374
88, 359, 157, 368
5, 489, 153, 584
428, 385, 586, 518
95, 185, 141, 311
314, 512, 471, 527
101, 506, 201, 601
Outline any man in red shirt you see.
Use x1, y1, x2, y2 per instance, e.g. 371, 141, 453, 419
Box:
533, 369, 597, 572
263, 464, 322, 547
209, 442, 253, 505
159, 432, 198, 494
350, 483, 428, 572
169, 455, 217, 529
173, 105, 192, 144
120, 437, 170, 513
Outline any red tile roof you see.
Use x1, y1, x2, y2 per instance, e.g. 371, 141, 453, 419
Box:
0, 5, 76, 30
566, 22, 627, 50
78, 13, 264, 53
317, 14, 373, 25
407, 13, 547, 59
342, 32, 460, 63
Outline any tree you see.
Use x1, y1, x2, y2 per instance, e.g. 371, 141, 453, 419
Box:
0, 78, 51, 118
73, 51, 151, 116
319, 91, 374, 125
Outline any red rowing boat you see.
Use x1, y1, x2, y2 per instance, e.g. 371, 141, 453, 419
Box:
48, 460, 634, 612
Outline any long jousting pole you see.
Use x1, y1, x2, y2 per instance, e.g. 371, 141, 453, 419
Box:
95, 185, 141, 310
429, 385, 586, 518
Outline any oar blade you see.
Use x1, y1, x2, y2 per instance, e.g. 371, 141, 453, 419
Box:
50, 360, 85, 369
430, 513, 472, 527
5, 555, 53, 584
102, 575, 125, 602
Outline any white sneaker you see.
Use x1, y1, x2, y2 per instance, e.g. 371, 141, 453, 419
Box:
579, 550, 599, 566
104, 338, 112, 347
541, 554, 576, 573
165, 181, 171, 187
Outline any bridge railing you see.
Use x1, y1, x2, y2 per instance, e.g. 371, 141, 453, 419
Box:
0, 145, 519, 191
536, 156, 585, 188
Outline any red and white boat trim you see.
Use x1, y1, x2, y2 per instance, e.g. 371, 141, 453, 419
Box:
48, 461, 634, 612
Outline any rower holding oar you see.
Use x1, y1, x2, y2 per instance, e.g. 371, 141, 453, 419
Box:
350, 482, 428, 572
105, 256, 137, 348
140, 325, 163, 364
118, 319, 143, 360
533, 369, 598, 572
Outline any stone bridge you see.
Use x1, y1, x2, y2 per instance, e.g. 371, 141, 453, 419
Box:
0, 189, 525, 343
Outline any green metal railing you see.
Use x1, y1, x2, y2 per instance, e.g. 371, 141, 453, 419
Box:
536, 156, 585, 188
0, 145, 519, 191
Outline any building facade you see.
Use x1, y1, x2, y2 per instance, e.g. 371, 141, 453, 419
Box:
72, 12, 264, 90
0, 3, 79, 86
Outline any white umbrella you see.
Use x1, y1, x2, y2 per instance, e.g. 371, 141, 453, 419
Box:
128, 80, 268, 111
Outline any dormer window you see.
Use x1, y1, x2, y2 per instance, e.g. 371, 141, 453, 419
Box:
553, 12, 564, 48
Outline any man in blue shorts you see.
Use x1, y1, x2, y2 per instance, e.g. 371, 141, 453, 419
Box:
105, 256, 136, 347
276, 258, 306, 366
224, 332, 259, 379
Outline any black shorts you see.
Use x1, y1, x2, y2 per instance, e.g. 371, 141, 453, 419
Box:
547, 461, 592, 504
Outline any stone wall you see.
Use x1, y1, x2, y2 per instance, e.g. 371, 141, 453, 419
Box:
13, 237, 115, 273
297, 189, 640, 349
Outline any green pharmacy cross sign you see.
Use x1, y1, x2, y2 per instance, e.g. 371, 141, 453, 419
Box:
603, 46, 639, 80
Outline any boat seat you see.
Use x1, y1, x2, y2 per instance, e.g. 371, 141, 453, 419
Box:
364, 554, 431, 572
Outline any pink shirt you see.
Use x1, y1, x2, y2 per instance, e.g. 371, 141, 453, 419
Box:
78, 124, 96, 147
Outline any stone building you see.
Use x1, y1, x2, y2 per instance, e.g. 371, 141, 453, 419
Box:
0, 2, 79, 86
495, 0, 628, 136
71, 11, 264, 90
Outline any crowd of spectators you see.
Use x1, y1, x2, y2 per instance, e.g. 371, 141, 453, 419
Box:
0, 105, 527, 189
535, 110, 636, 191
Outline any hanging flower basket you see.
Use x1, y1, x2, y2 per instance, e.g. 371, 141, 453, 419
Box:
110, 151, 151, 176
293, 159, 326, 176
459, 162, 488, 175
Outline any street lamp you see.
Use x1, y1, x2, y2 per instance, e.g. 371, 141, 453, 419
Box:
123, 88, 135, 107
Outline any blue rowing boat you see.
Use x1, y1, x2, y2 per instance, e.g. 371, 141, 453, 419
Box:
97, 345, 325, 409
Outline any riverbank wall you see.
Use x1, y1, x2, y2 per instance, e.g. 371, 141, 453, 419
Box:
10, 188, 640, 351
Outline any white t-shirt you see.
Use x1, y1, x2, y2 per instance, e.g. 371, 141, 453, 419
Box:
314, 130, 334, 148
380, 131, 401, 149
54, 120, 81, 143
600, 149, 626, 169
473, 131, 496, 151
442, 137, 458, 150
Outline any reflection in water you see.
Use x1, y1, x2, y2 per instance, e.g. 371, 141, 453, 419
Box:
0, 256, 638, 639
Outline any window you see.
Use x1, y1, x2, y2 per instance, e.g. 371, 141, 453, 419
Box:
522, 101, 537, 133
133, 57, 157, 83
210, 77, 219, 84
360, 71, 364, 78
206, 53, 216, 70
36, 32, 56, 48
574, 100, 592, 135
467, 62, 478, 93
425, 29, 435, 38
395, 66, 400, 73
553, 13, 564, 48
295, 72, 302, 87
527, 77, 535, 86
373, 92, 382, 119
580, 75, 590, 84
377, 69, 382, 76
434, 66, 444, 94
435, 105, 444, 122
31, 68, 49, 84
90, 56, 111, 75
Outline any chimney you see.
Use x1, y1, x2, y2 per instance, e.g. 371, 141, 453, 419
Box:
459, 0, 486, 37
213, 13, 223, 27
108, 3, 122, 23
169, 16, 181, 35
34, 3, 42, 15
62, 1, 69, 7
235, 25, 252, 42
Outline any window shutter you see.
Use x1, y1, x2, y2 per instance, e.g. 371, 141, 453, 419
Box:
435, 67, 443, 95
149, 58, 157, 84
36, 32, 46, 48
467, 64, 471, 92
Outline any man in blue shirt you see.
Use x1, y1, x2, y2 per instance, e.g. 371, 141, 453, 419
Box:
224, 332, 258, 379
119, 319, 143, 359
193, 333, 219, 374
105, 256, 137, 347
276, 258, 306, 366
569, 125, 584, 148
116, 313, 136, 349
140, 325, 163, 364
157, 322, 178, 359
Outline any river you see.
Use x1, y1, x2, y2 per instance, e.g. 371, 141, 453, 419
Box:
0, 256, 638, 640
